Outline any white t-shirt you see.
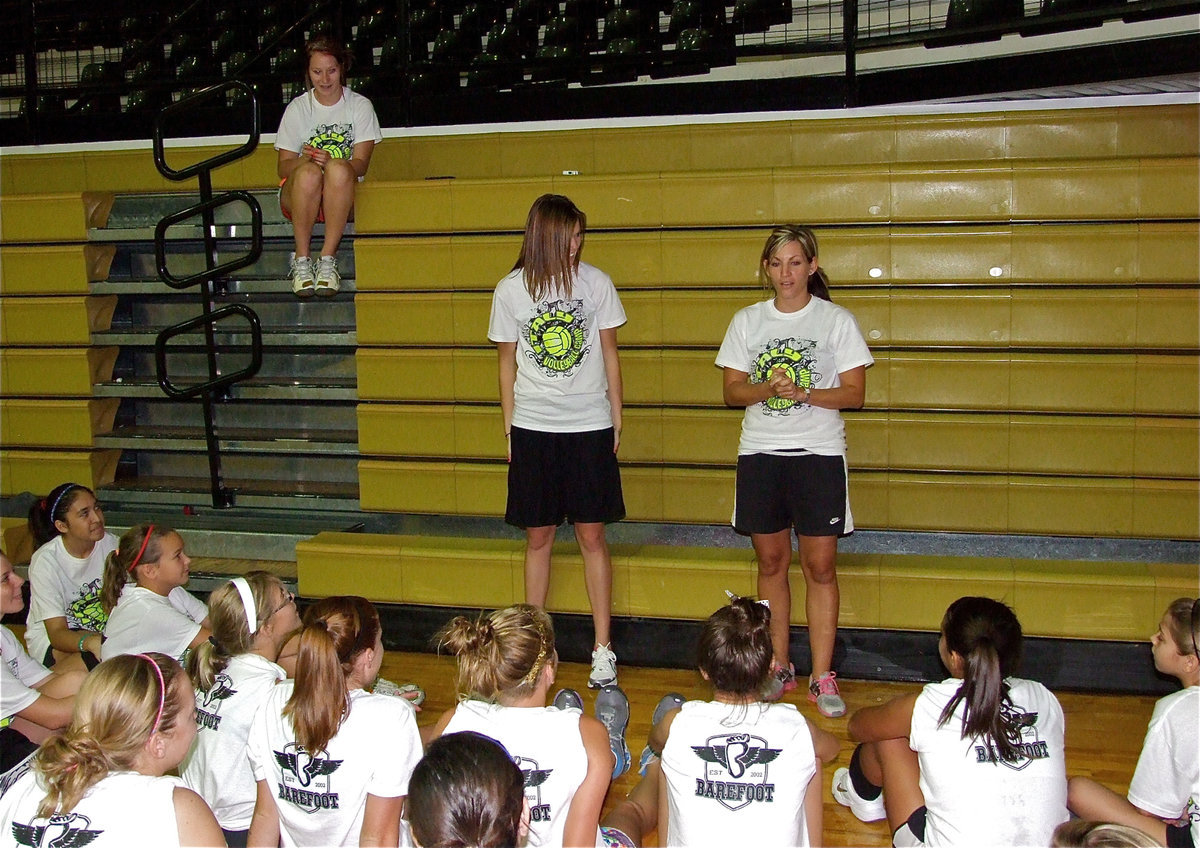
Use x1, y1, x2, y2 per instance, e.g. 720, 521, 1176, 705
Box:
715, 296, 873, 456
247, 682, 423, 847
488, 262, 627, 433
1, 626, 53, 724
274, 87, 381, 181
909, 677, 1068, 847
660, 699, 817, 847
181, 653, 287, 830
0, 769, 184, 847
1128, 685, 1200, 844
99, 586, 208, 662
443, 699, 600, 848
25, 533, 118, 662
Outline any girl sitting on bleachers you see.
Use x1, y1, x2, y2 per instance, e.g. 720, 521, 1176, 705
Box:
1068, 597, 1199, 848
99, 524, 211, 662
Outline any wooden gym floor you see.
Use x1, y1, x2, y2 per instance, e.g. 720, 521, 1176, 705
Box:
386, 648, 1159, 847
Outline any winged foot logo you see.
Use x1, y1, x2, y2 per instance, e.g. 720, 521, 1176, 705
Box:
515, 756, 554, 823
691, 732, 782, 811
275, 743, 344, 812
12, 813, 103, 847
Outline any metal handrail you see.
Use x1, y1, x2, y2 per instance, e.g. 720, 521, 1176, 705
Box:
150, 79, 264, 508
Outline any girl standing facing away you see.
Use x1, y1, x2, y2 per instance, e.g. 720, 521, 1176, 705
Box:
488, 194, 627, 689
276, 36, 382, 297
1067, 598, 1199, 848
182, 572, 301, 847
99, 524, 211, 662
0, 652, 225, 847
25, 482, 118, 671
0, 552, 86, 781
428, 604, 622, 848
716, 225, 873, 715
835, 596, 1068, 847
246, 596, 422, 847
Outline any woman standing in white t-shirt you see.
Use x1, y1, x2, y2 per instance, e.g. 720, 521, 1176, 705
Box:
488, 194, 627, 690
275, 36, 382, 297
99, 524, 211, 662
182, 572, 301, 847
25, 482, 117, 671
716, 225, 873, 716
835, 596, 1068, 847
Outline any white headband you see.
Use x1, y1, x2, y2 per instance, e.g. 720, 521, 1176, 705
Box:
230, 577, 258, 634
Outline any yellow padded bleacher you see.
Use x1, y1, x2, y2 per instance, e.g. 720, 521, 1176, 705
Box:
296, 531, 1197, 640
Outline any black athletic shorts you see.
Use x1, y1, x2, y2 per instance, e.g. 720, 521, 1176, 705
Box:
733, 452, 849, 537
506, 426, 625, 528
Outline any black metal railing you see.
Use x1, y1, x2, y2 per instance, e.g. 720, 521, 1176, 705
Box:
151, 80, 264, 508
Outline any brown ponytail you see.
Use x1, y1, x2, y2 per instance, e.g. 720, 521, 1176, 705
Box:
283, 596, 380, 756
937, 596, 1025, 762
698, 595, 774, 697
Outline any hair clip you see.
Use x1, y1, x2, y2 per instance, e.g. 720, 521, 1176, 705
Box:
724, 589, 769, 608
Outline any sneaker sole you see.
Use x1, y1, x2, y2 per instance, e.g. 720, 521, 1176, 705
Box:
652, 693, 685, 726
314, 284, 339, 297
587, 672, 617, 689
595, 685, 631, 777
831, 767, 887, 822
293, 282, 316, 297
552, 688, 584, 712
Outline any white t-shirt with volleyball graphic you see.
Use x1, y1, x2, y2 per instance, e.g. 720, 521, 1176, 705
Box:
25, 533, 118, 662
274, 87, 381, 180
715, 296, 873, 456
488, 261, 627, 433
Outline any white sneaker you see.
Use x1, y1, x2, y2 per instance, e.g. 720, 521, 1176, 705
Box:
588, 643, 618, 689
832, 766, 887, 822
290, 254, 315, 297
314, 255, 340, 296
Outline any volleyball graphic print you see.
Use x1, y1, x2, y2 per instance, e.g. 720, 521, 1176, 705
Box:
306, 122, 354, 159
752, 337, 821, 414
522, 299, 589, 377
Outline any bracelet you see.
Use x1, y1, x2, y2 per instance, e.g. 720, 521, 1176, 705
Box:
77, 634, 88, 653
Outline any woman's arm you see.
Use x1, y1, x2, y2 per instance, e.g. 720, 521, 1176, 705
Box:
422, 705, 458, 749
497, 342, 517, 461
722, 367, 774, 408
809, 722, 841, 764
247, 780, 282, 847
768, 364, 867, 411
847, 692, 919, 744
277, 148, 305, 181
562, 715, 613, 847
174, 786, 228, 847
600, 327, 622, 452
186, 625, 215, 650
360, 793, 404, 847
804, 758, 825, 847
13, 690, 74, 732
43, 616, 102, 656
349, 139, 376, 180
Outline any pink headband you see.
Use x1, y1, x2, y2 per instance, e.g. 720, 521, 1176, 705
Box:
136, 653, 166, 735
129, 525, 155, 572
